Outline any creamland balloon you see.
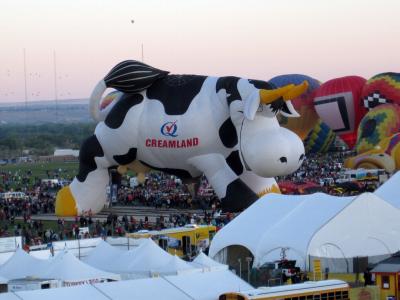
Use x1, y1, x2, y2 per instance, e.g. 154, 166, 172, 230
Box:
55, 60, 308, 216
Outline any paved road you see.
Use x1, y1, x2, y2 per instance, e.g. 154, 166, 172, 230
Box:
16, 205, 215, 224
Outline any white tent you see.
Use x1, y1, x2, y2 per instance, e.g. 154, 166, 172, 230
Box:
83, 240, 124, 270
152, 255, 196, 275
82, 241, 141, 274
164, 269, 253, 300
209, 192, 400, 272
95, 276, 192, 300
52, 237, 102, 258
190, 251, 228, 271
38, 250, 120, 283
0, 284, 111, 300
375, 171, 400, 208
106, 237, 146, 250
124, 238, 173, 274
100, 247, 140, 274
0, 269, 251, 300
0, 248, 52, 280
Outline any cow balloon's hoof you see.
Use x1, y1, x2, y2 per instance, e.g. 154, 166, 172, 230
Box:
55, 186, 78, 217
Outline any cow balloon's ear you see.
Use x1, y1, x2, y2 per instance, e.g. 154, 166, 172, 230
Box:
243, 90, 260, 120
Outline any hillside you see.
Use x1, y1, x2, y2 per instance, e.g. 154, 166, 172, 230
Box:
0, 99, 90, 124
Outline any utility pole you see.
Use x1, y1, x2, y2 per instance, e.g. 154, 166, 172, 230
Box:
23, 48, 28, 106
53, 50, 59, 122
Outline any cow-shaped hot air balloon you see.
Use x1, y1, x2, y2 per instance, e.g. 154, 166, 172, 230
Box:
55, 60, 307, 216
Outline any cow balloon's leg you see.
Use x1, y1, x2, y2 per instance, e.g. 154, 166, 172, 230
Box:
239, 170, 280, 197
188, 154, 257, 212
56, 135, 111, 216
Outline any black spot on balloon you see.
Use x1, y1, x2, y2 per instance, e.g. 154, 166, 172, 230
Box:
226, 150, 243, 175
220, 179, 257, 213
146, 75, 207, 115
216, 76, 241, 105
219, 118, 238, 148
113, 148, 137, 165
105, 93, 144, 129
77, 135, 104, 182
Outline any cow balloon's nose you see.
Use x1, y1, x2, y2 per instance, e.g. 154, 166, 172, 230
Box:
279, 156, 287, 163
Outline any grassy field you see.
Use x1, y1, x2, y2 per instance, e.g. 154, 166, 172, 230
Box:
0, 161, 78, 177
0, 161, 79, 189
0, 219, 66, 233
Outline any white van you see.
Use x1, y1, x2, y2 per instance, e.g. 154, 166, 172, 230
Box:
0, 192, 27, 200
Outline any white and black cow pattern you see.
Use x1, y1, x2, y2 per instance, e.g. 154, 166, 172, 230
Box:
67, 60, 305, 215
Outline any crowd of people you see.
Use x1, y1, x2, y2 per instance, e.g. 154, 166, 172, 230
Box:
277, 151, 384, 196
0, 150, 390, 246
0, 167, 229, 245
115, 172, 218, 210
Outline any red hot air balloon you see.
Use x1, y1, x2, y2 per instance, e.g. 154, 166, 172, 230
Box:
313, 76, 367, 149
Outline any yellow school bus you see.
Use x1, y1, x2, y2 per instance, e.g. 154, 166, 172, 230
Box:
219, 280, 350, 300
127, 224, 216, 257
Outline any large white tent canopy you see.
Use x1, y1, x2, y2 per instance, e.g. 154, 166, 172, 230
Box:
209, 191, 400, 270
38, 250, 120, 282
82, 240, 124, 270
0, 248, 120, 283
123, 238, 173, 274
190, 251, 229, 271
0, 269, 252, 300
152, 255, 195, 275
0, 248, 52, 280
375, 171, 400, 208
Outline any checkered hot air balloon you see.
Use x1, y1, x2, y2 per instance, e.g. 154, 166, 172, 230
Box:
362, 72, 400, 110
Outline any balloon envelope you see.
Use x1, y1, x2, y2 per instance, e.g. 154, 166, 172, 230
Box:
270, 74, 321, 140
362, 72, 400, 110
304, 119, 336, 154
355, 103, 400, 154
313, 76, 367, 149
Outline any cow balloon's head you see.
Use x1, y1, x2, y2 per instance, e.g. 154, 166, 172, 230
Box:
231, 81, 308, 177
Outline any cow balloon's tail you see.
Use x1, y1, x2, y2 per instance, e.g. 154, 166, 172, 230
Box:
89, 60, 169, 122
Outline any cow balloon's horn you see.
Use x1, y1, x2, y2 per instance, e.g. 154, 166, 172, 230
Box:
259, 84, 295, 105
282, 80, 309, 101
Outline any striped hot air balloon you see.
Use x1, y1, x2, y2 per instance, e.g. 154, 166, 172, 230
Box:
304, 119, 336, 154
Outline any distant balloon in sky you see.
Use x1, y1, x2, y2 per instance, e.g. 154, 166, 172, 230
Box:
270, 74, 321, 140
362, 72, 400, 110
313, 76, 367, 149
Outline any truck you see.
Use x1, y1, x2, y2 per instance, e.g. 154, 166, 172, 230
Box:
127, 224, 216, 258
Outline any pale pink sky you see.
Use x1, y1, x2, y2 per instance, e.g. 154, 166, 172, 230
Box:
1, 0, 399, 102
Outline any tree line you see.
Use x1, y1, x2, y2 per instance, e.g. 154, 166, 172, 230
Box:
0, 123, 96, 158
